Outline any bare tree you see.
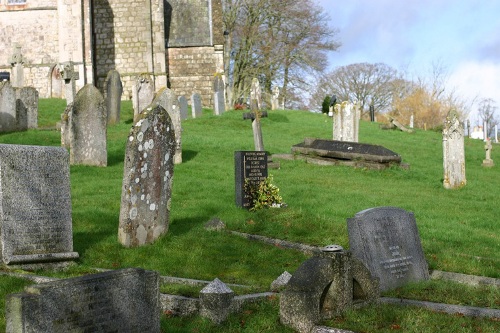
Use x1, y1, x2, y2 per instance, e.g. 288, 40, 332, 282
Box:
477, 98, 499, 137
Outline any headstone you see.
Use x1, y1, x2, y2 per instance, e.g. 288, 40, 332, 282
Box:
482, 139, 494, 167
119, 104, 176, 247
132, 73, 154, 122
70, 84, 107, 167
410, 114, 414, 128
199, 278, 234, 324
15, 87, 38, 129
271, 86, 280, 110
150, 87, 182, 164
333, 101, 360, 142
5, 268, 159, 332
0, 144, 79, 268
250, 78, 261, 111
60, 104, 72, 148
234, 151, 268, 209
9, 44, 24, 88
191, 92, 202, 118
213, 76, 225, 116
347, 206, 429, 292
270, 271, 292, 292
178, 95, 188, 120
58, 61, 79, 105
0, 82, 18, 132
105, 69, 122, 125
442, 109, 466, 189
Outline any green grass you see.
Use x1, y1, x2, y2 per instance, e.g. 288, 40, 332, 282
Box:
0, 99, 499, 332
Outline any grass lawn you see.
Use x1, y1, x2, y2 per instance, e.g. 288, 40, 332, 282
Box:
0, 98, 499, 332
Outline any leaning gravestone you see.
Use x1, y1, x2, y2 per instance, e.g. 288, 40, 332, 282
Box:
0, 144, 79, 269
213, 76, 225, 116
16, 87, 38, 129
347, 207, 429, 292
150, 87, 182, 164
191, 92, 202, 118
5, 268, 159, 332
132, 73, 154, 122
442, 109, 466, 189
234, 151, 268, 209
118, 104, 176, 247
0, 81, 17, 132
70, 84, 107, 166
178, 95, 188, 120
105, 69, 122, 125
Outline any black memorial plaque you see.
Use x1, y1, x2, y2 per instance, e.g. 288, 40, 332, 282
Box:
235, 151, 268, 208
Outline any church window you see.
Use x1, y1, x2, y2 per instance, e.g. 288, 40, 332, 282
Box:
8, 0, 27, 4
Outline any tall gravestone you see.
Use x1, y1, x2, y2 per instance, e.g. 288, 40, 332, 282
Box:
105, 69, 122, 125
191, 92, 202, 118
442, 109, 466, 189
333, 101, 360, 142
150, 87, 182, 164
213, 76, 225, 116
132, 73, 154, 123
0, 82, 18, 132
178, 95, 188, 120
249, 78, 265, 151
59, 61, 79, 105
347, 207, 429, 292
271, 86, 281, 110
70, 84, 107, 167
234, 151, 268, 209
6, 268, 159, 332
9, 44, 24, 88
16, 87, 38, 129
0, 144, 79, 269
60, 104, 72, 148
119, 104, 176, 247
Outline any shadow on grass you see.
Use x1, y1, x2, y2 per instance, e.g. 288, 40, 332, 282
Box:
182, 149, 198, 162
72, 230, 113, 258
108, 147, 125, 166
268, 113, 290, 123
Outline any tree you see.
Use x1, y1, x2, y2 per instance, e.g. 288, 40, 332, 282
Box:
477, 98, 499, 137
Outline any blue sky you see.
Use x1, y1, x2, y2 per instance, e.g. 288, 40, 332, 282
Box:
316, 0, 500, 124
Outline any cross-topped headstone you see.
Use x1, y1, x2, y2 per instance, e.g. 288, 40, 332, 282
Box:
9, 44, 24, 88
482, 138, 494, 167
58, 61, 79, 105
243, 78, 266, 151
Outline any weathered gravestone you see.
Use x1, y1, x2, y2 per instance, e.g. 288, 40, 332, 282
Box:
347, 207, 429, 292
234, 151, 268, 209
9, 44, 24, 88
105, 69, 122, 125
6, 268, 159, 333
150, 87, 182, 164
191, 92, 202, 118
482, 139, 494, 167
213, 76, 225, 116
442, 109, 466, 189
333, 101, 360, 142
199, 278, 234, 324
60, 103, 72, 148
271, 86, 280, 110
178, 95, 188, 120
0, 81, 17, 132
119, 104, 176, 247
70, 84, 107, 166
132, 73, 154, 122
16, 87, 38, 129
58, 61, 79, 105
0, 144, 79, 269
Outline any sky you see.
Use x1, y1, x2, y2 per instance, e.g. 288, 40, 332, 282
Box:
316, 0, 500, 125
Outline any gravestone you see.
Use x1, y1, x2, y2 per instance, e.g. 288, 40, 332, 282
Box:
105, 69, 122, 125
119, 104, 176, 247
9, 44, 24, 88
333, 101, 360, 142
60, 104, 72, 148
0, 82, 18, 132
191, 92, 202, 118
271, 86, 280, 110
59, 61, 79, 105
5, 268, 159, 332
199, 278, 234, 324
16, 87, 38, 129
482, 139, 494, 167
132, 73, 154, 122
442, 109, 466, 189
70, 84, 107, 166
347, 207, 429, 292
234, 151, 268, 209
178, 95, 188, 120
213, 76, 225, 116
150, 87, 182, 164
0, 144, 79, 268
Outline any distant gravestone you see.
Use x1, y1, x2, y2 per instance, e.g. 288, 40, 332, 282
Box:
482, 139, 494, 167
132, 73, 154, 122
178, 95, 188, 120
6, 268, 159, 332
15, 87, 38, 129
234, 151, 268, 209
213, 76, 225, 116
70, 84, 107, 166
60, 104, 72, 148
347, 207, 429, 292
333, 101, 360, 142
119, 104, 176, 247
442, 109, 466, 189
271, 86, 280, 110
191, 92, 202, 118
0, 144, 79, 268
59, 61, 79, 105
9, 44, 24, 88
105, 69, 122, 125
151, 87, 182, 164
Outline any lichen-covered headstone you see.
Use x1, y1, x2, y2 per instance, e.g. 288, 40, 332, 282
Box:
442, 109, 466, 189
15, 87, 38, 129
150, 87, 182, 164
213, 76, 225, 116
0, 81, 17, 132
105, 69, 122, 125
118, 104, 175, 247
191, 92, 202, 118
333, 101, 360, 142
60, 103, 72, 148
132, 73, 154, 122
70, 84, 107, 166
178, 95, 188, 120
